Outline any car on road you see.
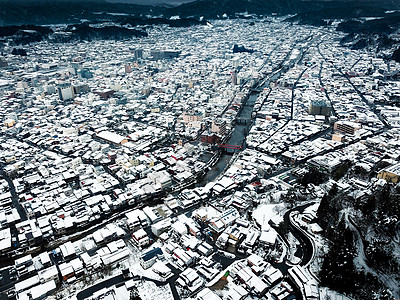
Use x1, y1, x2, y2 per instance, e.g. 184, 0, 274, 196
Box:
7, 289, 16, 298
10, 274, 17, 281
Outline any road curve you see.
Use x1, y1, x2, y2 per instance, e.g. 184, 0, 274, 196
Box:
283, 203, 315, 267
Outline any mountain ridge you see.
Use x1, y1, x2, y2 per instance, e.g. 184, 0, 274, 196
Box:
0, 0, 398, 26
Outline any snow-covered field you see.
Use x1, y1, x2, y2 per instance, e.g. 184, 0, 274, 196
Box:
252, 203, 286, 227
137, 281, 174, 300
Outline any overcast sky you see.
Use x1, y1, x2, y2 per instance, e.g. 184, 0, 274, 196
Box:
106, 0, 195, 6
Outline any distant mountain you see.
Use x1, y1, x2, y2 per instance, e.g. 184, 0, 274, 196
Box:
335, 13, 400, 54
164, 0, 398, 19
0, 15, 209, 45
106, 0, 194, 6
165, 0, 298, 18
0, 0, 399, 27
0, 0, 398, 61
117, 16, 207, 27
66, 23, 148, 40
0, 0, 106, 3
393, 47, 400, 62
0, 0, 161, 26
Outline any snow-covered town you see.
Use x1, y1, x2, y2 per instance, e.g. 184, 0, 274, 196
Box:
0, 12, 400, 300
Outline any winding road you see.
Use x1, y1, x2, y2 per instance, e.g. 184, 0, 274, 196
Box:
283, 203, 315, 267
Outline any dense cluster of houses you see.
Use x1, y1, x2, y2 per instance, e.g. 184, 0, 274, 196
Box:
0, 11, 399, 300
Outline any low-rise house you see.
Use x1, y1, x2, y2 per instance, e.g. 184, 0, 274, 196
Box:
125, 209, 149, 231
288, 265, 320, 300
171, 221, 187, 237
70, 258, 84, 277
263, 265, 283, 286
15, 275, 40, 293
248, 275, 269, 297
173, 247, 197, 267
151, 218, 172, 236
132, 228, 150, 248
259, 228, 277, 247
37, 252, 52, 269
60, 241, 76, 260
176, 268, 203, 293
181, 234, 201, 250
226, 283, 248, 300
16, 220, 43, 247
81, 252, 102, 271
143, 206, 162, 224
197, 288, 222, 300
209, 217, 226, 233
196, 242, 213, 256
140, 247, 164, 269
0, 227, 11, 254
377, 162, 400, 183
59, 262, 75, 281
15, 254, 35, 277
38, 265, 59, 284
152, 260, 171, 278
30, 280, 57, 300
101, 245, 130, 266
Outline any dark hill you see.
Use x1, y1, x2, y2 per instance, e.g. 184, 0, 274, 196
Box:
0, 25, 53, 37
286, 6, 390, 26
164, 0, 397, 19
67, 24, 147, 40
0, 0, 398, 26
118, 17, 208, 27
0, 0, 162, 26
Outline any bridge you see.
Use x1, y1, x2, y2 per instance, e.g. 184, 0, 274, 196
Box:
251, 87, 264, 92
236, 117, 252, 125
218, 144, 242, 150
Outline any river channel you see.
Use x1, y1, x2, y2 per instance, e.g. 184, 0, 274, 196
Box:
199, 68, 284, 185
199, 91, 258, 185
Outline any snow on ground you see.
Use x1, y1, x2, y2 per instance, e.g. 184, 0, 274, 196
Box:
137, 280, 174, 300
108, 223, 126, 236
286, 232, 301, 265
303, 202, 319, 215
0, 79, 11, 86
129, 261, 171, 282
309, 233, 329, 276
125, 240, 175, 281
319, 287, 352, 300
53, 234, 143, 299
74, 236, 97, 253
344, 212, 400, 298
216, 280, 241, 299
192, 205, 219, 219
259, 191, 286, 204
206, 259, 241, 288
114, 285, 130, 299
290, 210, 329, 276
253, 203, 286, 227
